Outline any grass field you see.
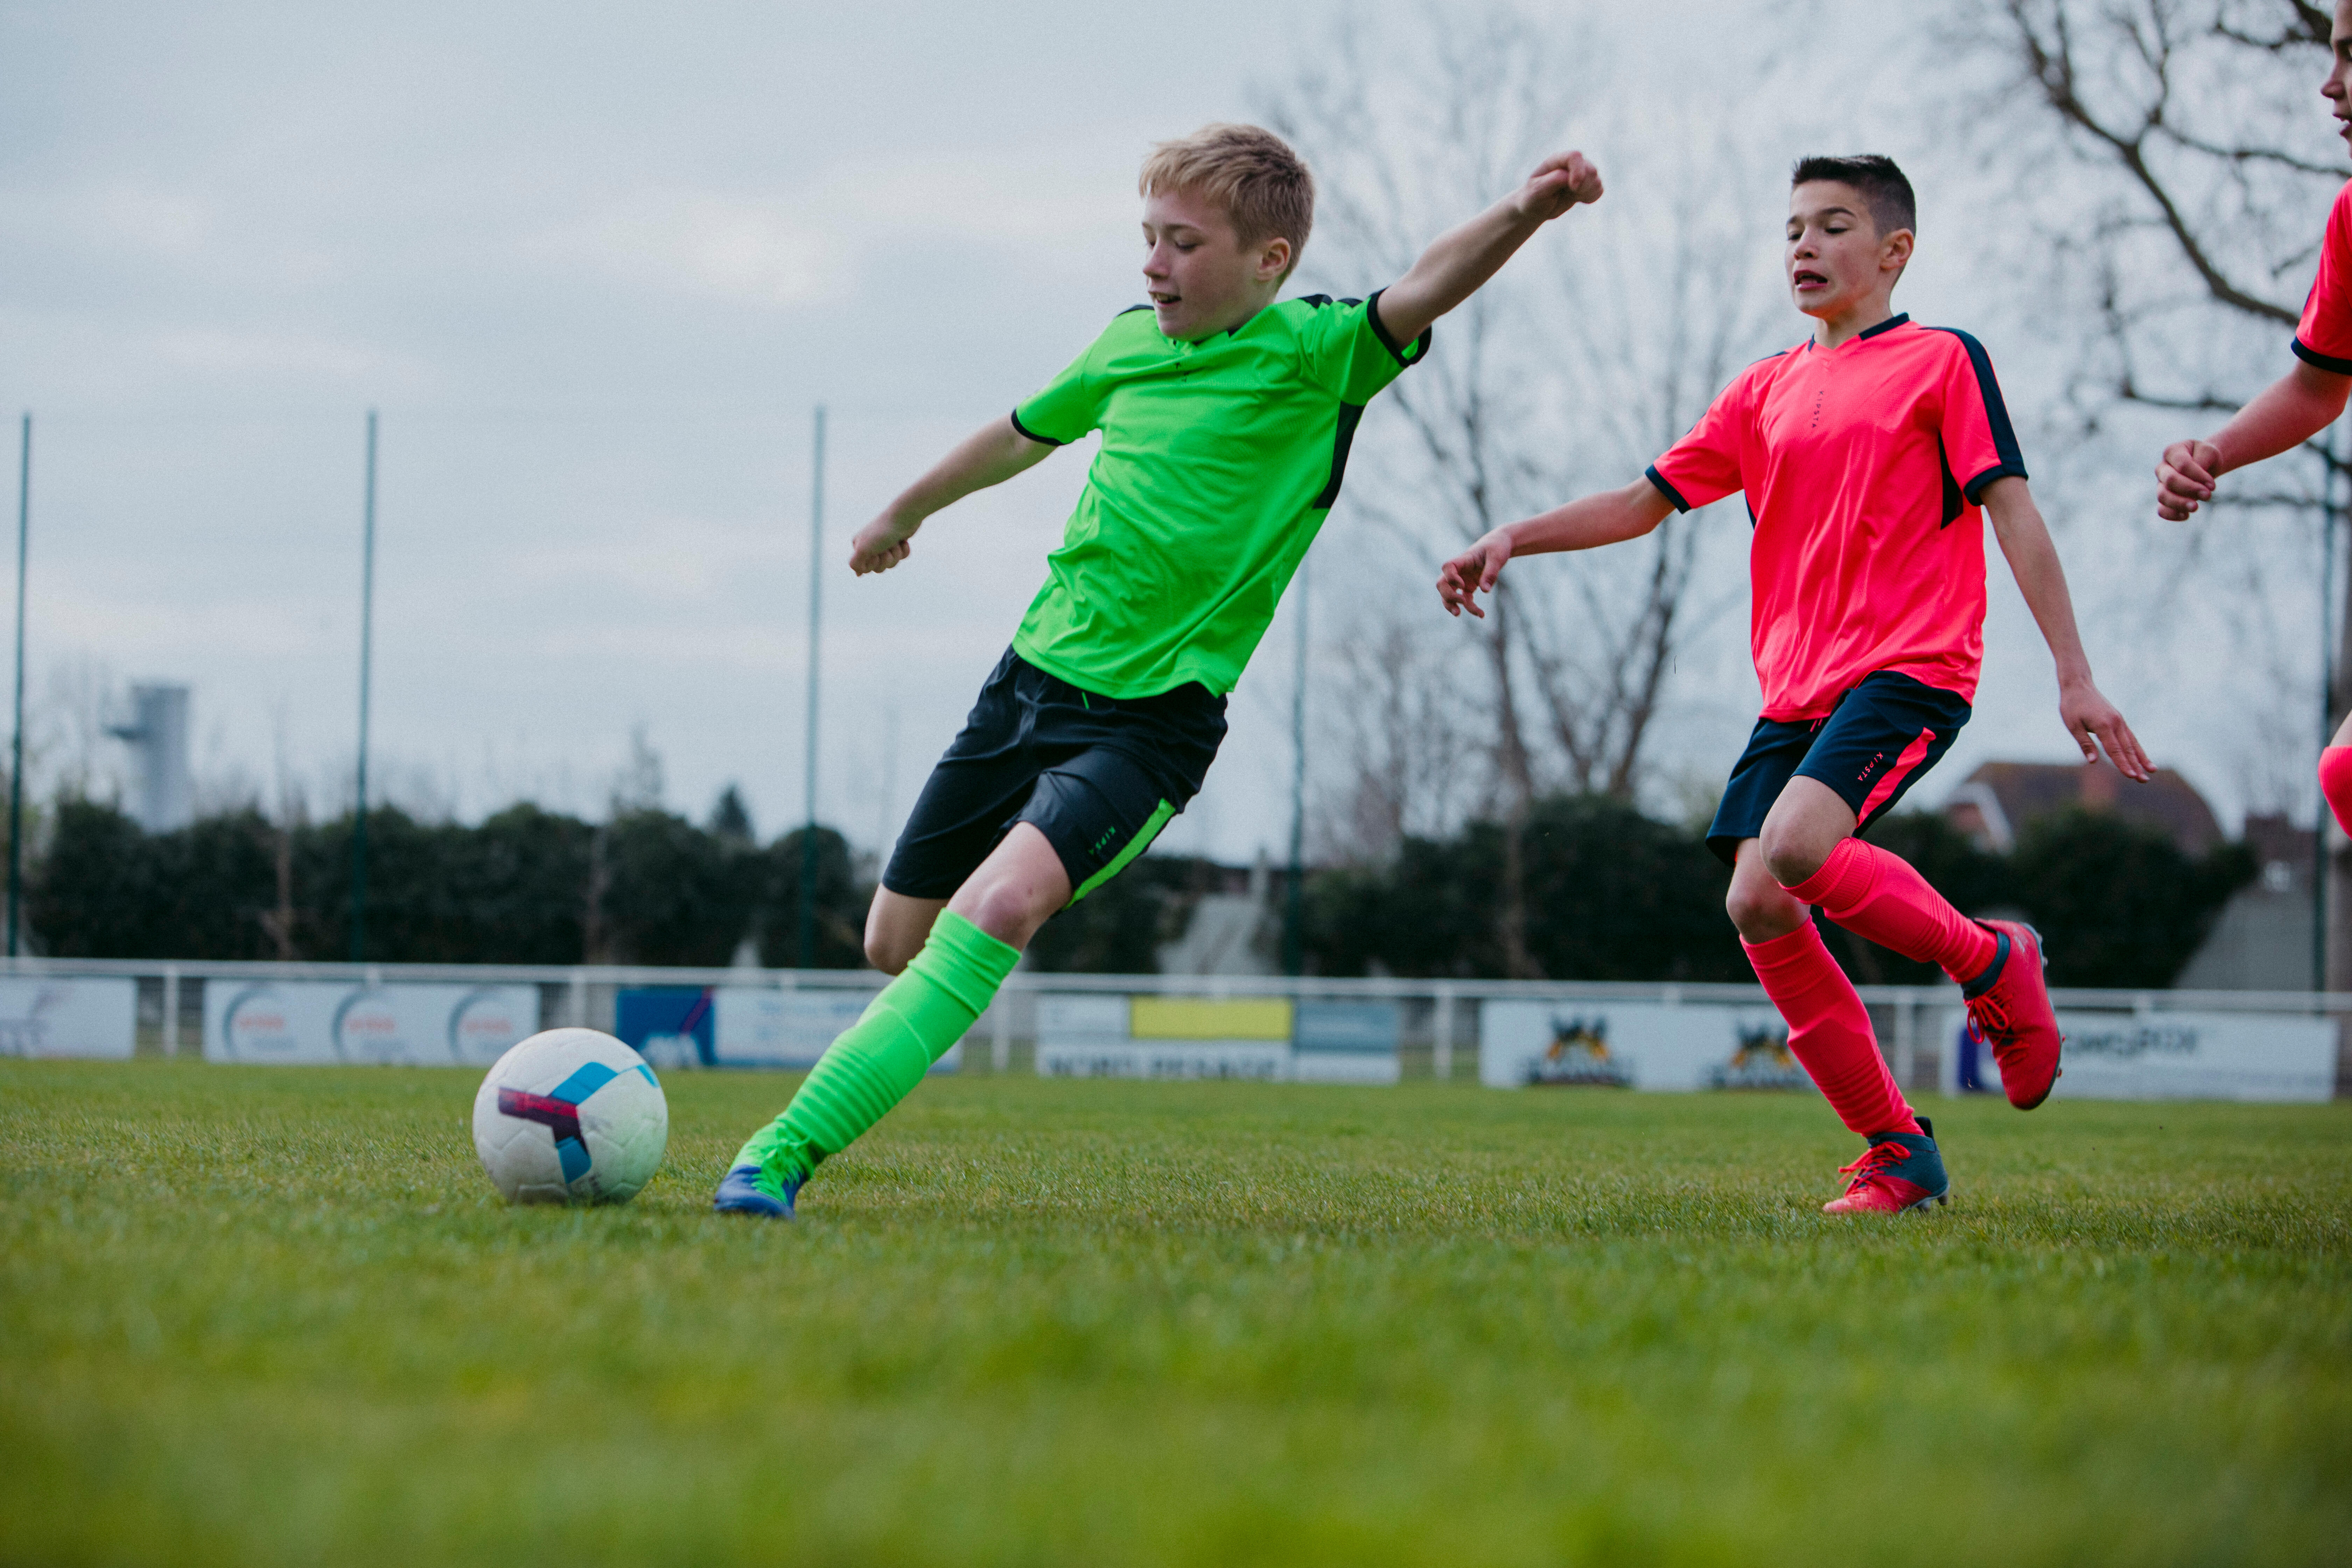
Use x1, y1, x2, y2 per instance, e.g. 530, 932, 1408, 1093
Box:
2, 1060, 2348, 1567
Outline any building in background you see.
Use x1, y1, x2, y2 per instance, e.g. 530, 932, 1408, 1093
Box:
105, 683, 192, 833
1943, 761, 2221, 856
1944, 761, 2309, 990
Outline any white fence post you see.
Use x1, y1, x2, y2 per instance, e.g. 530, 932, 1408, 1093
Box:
1893, 988, 1917, 1090
1432, 982, 1455, 1082
991, 985, 1012, 1074
161, 964, 179, 1057
569, 968, 588, 1031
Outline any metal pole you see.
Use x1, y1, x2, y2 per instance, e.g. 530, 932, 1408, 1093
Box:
7, 414, 27, 960
799, 406, 824, 971
351, 411, 377, 964
2320, 439, 2340, 992
1283, 554, 1309, 976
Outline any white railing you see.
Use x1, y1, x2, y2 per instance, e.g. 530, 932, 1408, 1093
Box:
3, 955, 2346, 1094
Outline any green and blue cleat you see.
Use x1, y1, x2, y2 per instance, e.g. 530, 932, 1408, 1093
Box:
712, 1163, 801, 1219
1822, 1118, 1949, 1214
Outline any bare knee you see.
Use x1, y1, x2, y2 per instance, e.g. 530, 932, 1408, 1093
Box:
960, 875, 1055, 948
1726, 881, 1804, 943
862, 893, 938, 975
1758, 822, 1828, 891
863, 930, 916, 975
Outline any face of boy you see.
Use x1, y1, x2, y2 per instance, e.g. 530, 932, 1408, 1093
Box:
1785, 182, 1912, 325
2325, 1, 2352, 151
1141, 187, 1293, 342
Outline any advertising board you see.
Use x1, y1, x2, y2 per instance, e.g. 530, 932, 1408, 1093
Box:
1937, 1009, 2335, 1102
0, 977, 138, 1058
613, 985, 943, 1072
204, 982, 539, 1066
1480, 1000, 1810, 1092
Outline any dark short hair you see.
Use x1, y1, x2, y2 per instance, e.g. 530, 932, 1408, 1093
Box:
1790, 154, 1916, 237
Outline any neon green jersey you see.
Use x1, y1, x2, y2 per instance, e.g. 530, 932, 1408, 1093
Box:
1007, 290, 1429, 698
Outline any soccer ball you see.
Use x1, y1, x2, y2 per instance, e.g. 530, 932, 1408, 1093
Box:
471, 1028, 668, 1204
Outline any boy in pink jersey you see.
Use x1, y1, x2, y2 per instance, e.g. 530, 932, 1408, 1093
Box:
1438, 155, 2150, 1213
2156, 1, 2352, 828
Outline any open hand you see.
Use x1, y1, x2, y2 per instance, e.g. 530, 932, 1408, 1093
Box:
2060, 677, 2152, 782
849, 513, 916, 575
1512, 152, 1603, 224
1436, 531, 1514, 618
2155, 439, 2221, 522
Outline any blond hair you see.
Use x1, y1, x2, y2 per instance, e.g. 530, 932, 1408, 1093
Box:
1138, 124, 1314, 276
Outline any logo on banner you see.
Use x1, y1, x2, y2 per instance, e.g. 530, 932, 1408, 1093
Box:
219, 986, 303, 1060
332, 989, 407, 1063
1708, 1024, 1808, 1091
449, 987, 531, 1065
1528, 1016, 1632, 1088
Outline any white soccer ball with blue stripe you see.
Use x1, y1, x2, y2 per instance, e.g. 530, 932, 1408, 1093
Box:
471, 1028, 668, 1205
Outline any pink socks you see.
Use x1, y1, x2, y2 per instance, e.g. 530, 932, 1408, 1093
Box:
1782, 837, 1998, 986
2323, 748, 2352, 837
1743, 924, 1919, 1137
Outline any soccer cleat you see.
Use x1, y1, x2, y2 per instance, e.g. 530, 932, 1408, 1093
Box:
1962, 920, 2064, 1110
1822, 1119, 1949, 1214
712, 1163, 801, 1219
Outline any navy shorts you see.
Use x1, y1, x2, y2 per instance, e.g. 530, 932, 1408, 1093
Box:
882, 648, 1226, 903
1705, 670, 1971, 867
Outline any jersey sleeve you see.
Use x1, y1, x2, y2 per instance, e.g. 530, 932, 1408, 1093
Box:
1645, 365, 1760, 512
1933, 331, 2028, 503
1011, 324, 1116, 445
1295, 291, 1430, 404
2296, 181, 2352, 375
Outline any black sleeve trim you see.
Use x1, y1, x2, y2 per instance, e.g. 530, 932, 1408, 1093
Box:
1008, 407, 1064, 447
2294, 336, 2352, 376
1310, 403, 1367, 510
1961, 461, 2028, 506
1924, 326, 2027, 482
1644, 465, 1691, 513
1364, 287, 1433, 369
1116, 302, 1154, 316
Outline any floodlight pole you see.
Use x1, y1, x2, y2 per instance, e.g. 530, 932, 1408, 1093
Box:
351, 410, 377, 964
2320, 444, 2343, 992
799, 405, 824, 971
1283, 553, 1309, 977
6, 414, 28, 960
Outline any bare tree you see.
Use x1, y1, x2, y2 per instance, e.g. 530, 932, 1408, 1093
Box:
1949, 0, 2347, 975
1264, 3, 1772, 972
1309, 599, 1476, 866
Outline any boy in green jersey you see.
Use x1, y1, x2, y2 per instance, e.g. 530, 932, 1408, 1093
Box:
716, 123, 1603, 1217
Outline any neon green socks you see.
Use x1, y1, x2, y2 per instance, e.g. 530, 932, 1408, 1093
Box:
730, 910, 1019, 1187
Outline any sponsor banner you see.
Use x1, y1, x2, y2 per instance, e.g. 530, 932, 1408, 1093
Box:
1293, 1000, 1401, 1085
1034, 995, 1399, 1082
1480, 1000, 1808, 1092
1938, 1009, 2335, 1103
0, 977, 137, 1059
1130, 996, 1292, 1041
205, 982, 539, 1066
615, 986, 715, 1068
1037, 1040, 1289, 1080
614, 985, 946, 1072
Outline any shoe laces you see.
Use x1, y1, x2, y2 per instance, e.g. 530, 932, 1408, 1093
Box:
1966, 991, 2019, 1057
1837, 1139, 1910, 1190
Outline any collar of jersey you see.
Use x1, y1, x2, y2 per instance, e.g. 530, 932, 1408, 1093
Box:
1805, 311, 1911, 355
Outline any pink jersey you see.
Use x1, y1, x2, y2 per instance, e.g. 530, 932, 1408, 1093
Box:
1647, 315, 2027, 721
2295, 180, 2352, 374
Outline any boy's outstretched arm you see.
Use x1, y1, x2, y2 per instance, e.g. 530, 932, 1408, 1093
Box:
1981, 476, 2152, 781
2157, 360, 2350, 521
1434, 478, 1672, 618
848, 415, 1055, 575
1373, 152, 1604, 346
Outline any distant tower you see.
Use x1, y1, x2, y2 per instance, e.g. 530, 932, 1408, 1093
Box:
106, 683, 193, 832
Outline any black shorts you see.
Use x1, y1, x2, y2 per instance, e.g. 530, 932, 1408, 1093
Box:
1705, 670, 1971, 866
882, 648, 1227, 903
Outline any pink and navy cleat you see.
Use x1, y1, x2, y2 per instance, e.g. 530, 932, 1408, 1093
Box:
1822, 1119, 1949, 1214
713, 1163, 800, 1219
1962, 920, 2064, 1110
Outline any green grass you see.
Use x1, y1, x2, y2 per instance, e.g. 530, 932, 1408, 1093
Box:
2, 1061, 2348, 1567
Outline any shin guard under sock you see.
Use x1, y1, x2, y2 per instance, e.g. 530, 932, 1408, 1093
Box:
1783, 837, 1997, 986
2324, 748, 2352, 838
732, 911, 1019, 1184
1743, 924, 1919, 1137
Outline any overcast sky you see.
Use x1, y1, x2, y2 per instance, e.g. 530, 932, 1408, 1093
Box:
1, 0, 2332, 863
